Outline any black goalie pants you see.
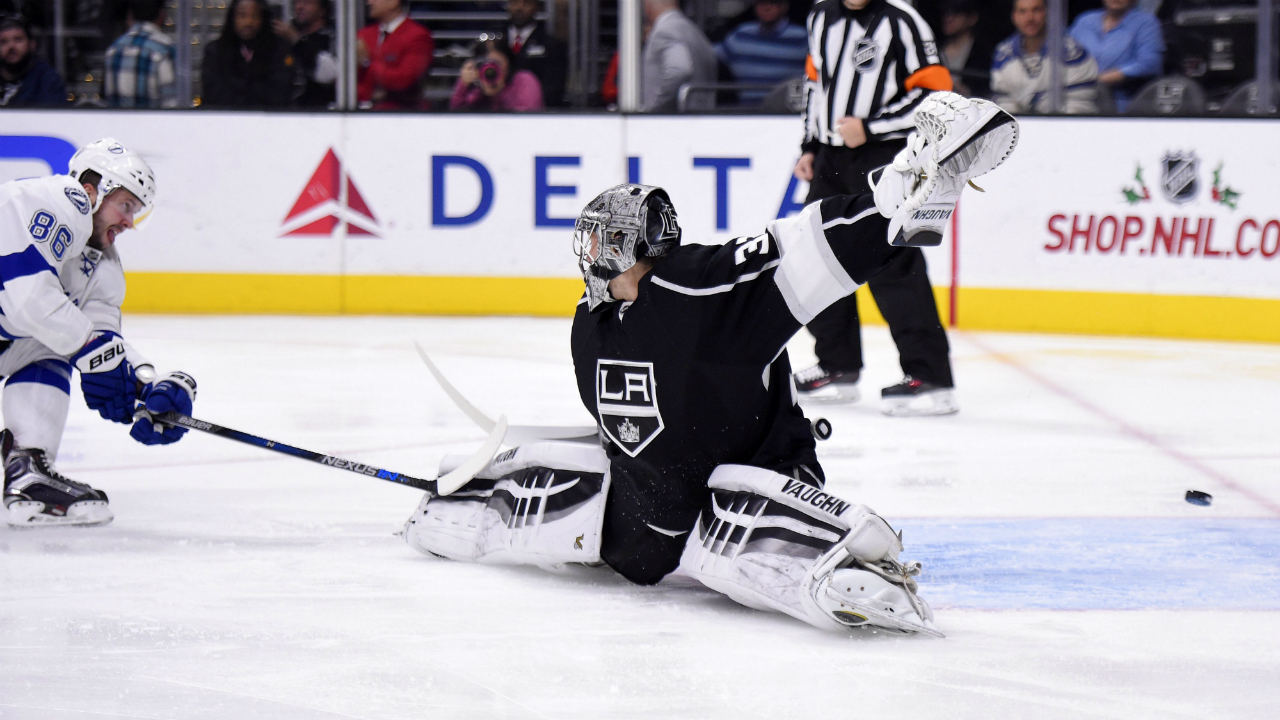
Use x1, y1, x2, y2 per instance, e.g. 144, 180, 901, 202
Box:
804, 142, 954, 388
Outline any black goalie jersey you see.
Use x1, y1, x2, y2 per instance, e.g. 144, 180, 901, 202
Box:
571, 194, 900, 585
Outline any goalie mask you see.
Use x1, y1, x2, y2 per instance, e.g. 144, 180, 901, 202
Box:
68, 138, 157, 228
573, 184, 681, 311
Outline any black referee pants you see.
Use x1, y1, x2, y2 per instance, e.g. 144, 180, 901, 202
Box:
804, 142, 954, 388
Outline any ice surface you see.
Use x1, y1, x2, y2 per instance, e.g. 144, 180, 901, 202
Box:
2, 316, 1278, 719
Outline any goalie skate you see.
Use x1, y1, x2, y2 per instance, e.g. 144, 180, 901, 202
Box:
3, 431, 113, 528
802, 506, 944, 637
873, 92, 1019, 248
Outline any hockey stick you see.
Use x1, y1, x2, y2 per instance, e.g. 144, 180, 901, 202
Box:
413, 342, 597, 444
140, 410, 506, 496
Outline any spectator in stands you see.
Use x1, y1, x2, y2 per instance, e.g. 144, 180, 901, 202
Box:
714, 0, 807, 105
450, 35, 543, 111
992, 0, 1097, 114
640, 0, 716, 112
939, 0, 993, 98
102, 0, 177, 108
274, 0, 335, 107
1069, 0, 1162, 112
0, 13, 66, 106
602, 51, 619, 106
503, 0, 566, 107
357, 0, 433, 110
201, 0, 294, 107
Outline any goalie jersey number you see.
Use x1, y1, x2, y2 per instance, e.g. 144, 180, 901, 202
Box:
596, 360, 664, 457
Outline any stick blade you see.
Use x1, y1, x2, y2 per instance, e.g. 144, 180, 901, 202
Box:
436, 415, 508, 496
414, 342, 496, 432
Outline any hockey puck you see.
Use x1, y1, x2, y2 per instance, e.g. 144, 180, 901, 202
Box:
811, 418, 833, 441
1185, 490, 1213, 507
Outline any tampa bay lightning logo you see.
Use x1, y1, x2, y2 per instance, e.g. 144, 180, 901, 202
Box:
64, 187, 91, 214
79, 251, 100, 278
596, 359, 663, 457
851, 39, 880, 74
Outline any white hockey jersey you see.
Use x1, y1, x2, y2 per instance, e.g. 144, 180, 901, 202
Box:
0, 175, 141, 363
990, 34, 1099, 115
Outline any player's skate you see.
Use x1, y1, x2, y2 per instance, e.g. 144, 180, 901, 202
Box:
2, 430, 113, 528
880, 377, 958, 416
793, 364, 860, 403
804, 509, 942, 637
872, 92, 1019, 247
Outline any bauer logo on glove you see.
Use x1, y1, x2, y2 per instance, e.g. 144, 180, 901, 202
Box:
73, 333, 127, 373
73, 332, 137, 424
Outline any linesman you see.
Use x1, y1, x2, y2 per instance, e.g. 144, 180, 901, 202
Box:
792, 0, 958, 416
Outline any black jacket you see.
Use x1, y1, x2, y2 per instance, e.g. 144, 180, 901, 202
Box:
201, 35, 293, 108
291, 26, 335, 108
507, 22, 566, 107
0, 56, 68, 107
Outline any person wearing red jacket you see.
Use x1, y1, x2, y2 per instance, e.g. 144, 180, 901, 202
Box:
357, 0, 433, 110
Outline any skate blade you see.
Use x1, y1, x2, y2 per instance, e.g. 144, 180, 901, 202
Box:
880, 390, 958, 417
829, 600, 946, 638
6, 500, 114, 528
799, 384, 861, 404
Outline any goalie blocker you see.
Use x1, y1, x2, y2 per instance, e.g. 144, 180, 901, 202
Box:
403, 442, 940, 636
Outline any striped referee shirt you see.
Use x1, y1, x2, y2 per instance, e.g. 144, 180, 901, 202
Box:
801, 0, 951, 153
103, 22, 177, 109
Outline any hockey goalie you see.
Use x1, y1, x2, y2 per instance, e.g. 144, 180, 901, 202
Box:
404, 93, 1019, 636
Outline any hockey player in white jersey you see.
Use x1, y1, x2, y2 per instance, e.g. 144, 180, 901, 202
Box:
404, 94, 1018, 636
0, 138, 197, 528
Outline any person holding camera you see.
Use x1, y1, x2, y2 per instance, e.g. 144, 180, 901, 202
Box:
449, 35, 543, 112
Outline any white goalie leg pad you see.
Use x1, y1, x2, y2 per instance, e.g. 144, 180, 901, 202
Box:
679, 465, 939, 635
403, 441, 611, 570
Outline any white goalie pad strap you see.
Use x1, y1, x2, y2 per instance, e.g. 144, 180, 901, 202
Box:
681, 464, 903, 631
406, 442, 610, 570
707, 464, 858, 529
767, 203, 860, 325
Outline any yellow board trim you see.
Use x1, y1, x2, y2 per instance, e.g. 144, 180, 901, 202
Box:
122, 272, 1280, 344
123, 272, 586, 317
955, 287, 1280, 344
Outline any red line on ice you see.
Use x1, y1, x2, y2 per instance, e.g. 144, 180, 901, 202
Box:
963, 332, 1280, 517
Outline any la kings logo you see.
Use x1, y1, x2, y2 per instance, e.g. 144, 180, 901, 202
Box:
596, 360, 663, 456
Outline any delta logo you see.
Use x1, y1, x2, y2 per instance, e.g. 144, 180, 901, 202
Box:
280, 148, 380, 236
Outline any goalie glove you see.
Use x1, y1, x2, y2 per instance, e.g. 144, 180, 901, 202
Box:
130, 372, 198, 446
72, 331, 137, 424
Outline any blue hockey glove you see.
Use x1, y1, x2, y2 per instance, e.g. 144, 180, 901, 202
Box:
72, 332, 137, 424
130, 372, 198, 446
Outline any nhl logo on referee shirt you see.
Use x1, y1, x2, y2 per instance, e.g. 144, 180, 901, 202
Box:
596, 359, 663, 456
851, 39, 880, 74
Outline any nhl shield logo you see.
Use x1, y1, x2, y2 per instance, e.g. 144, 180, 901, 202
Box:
596, 359, 663, 457
1160, 151, 1199, 205
851, 39, 880, 74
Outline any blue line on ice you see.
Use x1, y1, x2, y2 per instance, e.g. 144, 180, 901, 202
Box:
900, 519, 1280, 610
